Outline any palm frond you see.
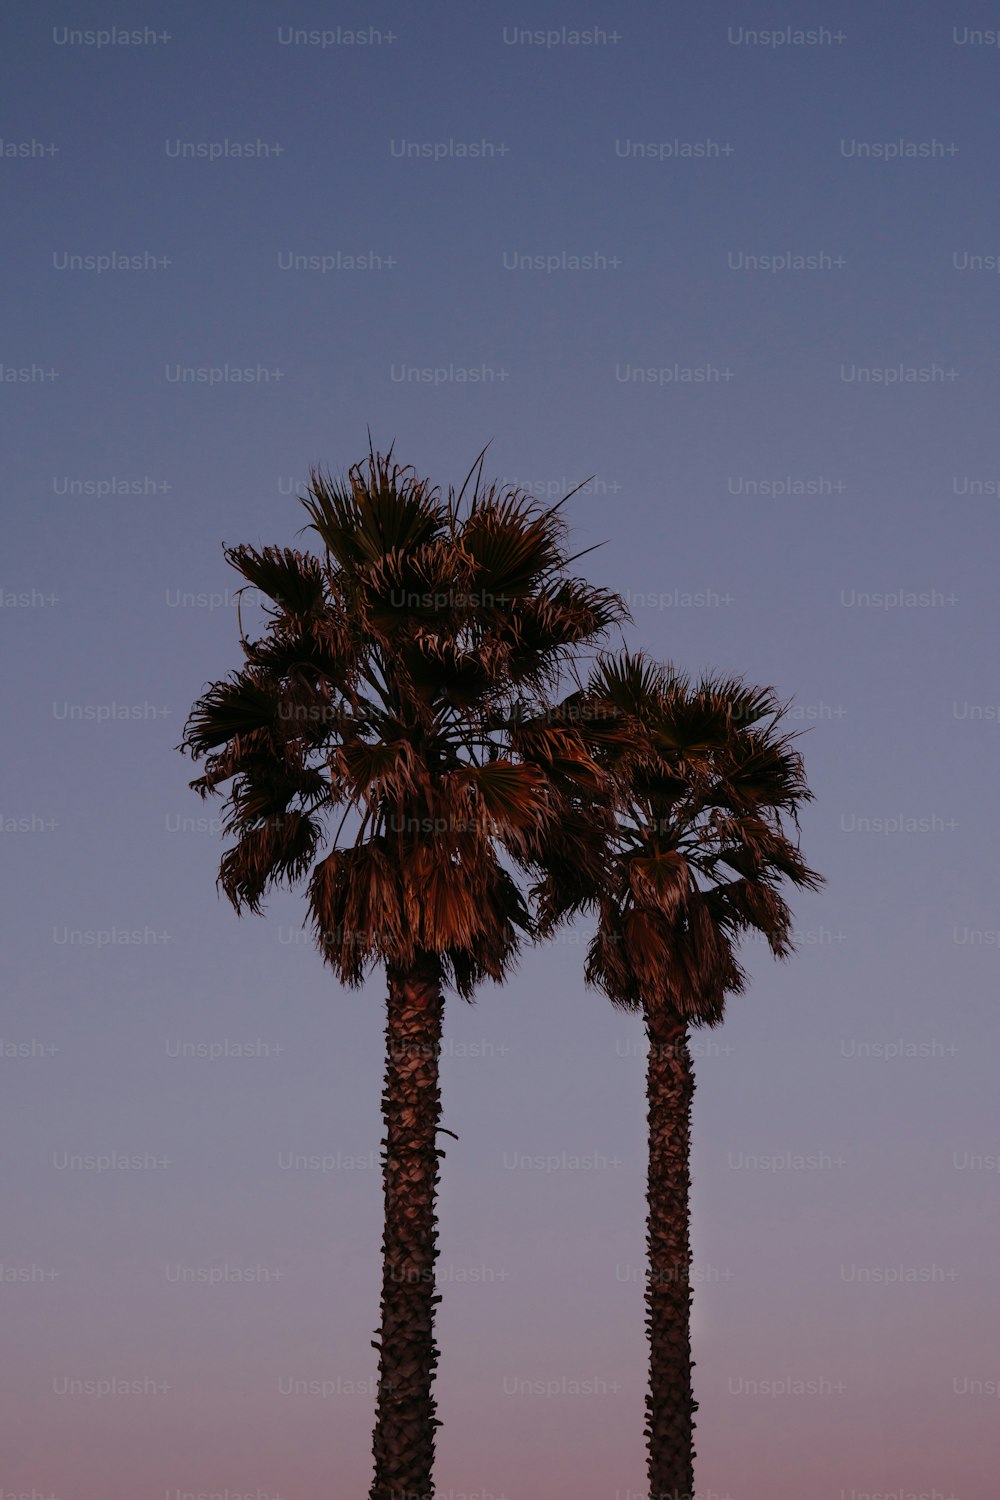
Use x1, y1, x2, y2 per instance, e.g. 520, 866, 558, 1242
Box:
224, 545, 326, 620
301, 458, 445, 569
218, 811, 323, 914
182, 672, 280, 756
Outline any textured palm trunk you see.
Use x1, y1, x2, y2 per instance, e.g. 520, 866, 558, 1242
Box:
369, 957, 445, 1500
644, 1005, 697, 1500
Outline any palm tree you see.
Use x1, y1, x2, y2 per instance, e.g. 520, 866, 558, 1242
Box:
539, 653, 823, 1500
179, 444, 626, 1500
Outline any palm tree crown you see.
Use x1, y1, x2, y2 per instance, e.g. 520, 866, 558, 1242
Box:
576, 651, 823, 1023
180, 445, 627, 991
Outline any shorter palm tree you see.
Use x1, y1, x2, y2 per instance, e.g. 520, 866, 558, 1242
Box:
539, 654, 823, 1500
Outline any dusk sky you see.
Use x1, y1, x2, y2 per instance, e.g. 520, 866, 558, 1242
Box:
3, 3, 999, 1496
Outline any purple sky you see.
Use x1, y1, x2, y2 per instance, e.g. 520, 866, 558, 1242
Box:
3, 3, 998, 1496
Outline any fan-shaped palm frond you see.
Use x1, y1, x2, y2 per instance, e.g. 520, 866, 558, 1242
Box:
183, 670, 282, 754
300, 456, 446, 570
224, 544, 327, 621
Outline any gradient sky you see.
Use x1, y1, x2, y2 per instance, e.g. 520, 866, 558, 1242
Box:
3, 3, 999, 1497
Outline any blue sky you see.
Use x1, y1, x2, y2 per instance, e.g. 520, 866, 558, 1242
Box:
3, 3, 999, 1495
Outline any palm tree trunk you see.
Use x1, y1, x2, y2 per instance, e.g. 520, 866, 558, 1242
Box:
644, 1004, 697, 1500
369, 956, 445, 1500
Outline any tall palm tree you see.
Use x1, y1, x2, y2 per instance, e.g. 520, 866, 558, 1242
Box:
539, 653, 823, 1500
179, 444, 626, 1500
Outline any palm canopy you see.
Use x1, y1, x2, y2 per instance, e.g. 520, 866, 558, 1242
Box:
541, 651, 824, 1024
179, 445, 628, 997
